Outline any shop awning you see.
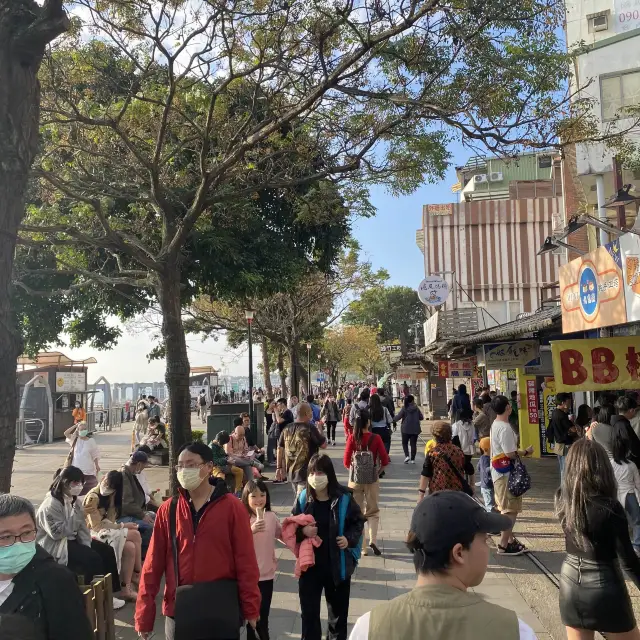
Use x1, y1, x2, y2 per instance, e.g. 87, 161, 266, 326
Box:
425, 306, 561, 357
17, 351, 98, 368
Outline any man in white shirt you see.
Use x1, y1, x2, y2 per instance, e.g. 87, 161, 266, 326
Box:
349, 491, 538, 640
490, 395, 533, 556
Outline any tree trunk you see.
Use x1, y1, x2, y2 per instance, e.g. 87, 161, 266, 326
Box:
0, 4, 69, 491
277, 346, 288, 397
299, 364, 309, 397
288, 344, 300, 399
156, 265, 191, 493
261, 336, 273, 397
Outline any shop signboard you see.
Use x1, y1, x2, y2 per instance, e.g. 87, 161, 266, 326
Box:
540, 378, 556, 455
559, 239, 626, 333
620, 233, 640, 322
379, 344, 402, 353
438, 358, 476, 378
426, 203, 453, 216
55, 371, 86, 393
483, 340, 540, 369
552, 336, 640, 392
417, 276, 450, 307
526, 379, 539, 424
396, 368, 413, 381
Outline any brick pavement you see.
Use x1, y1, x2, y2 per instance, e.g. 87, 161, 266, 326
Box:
10, 420, 551, 639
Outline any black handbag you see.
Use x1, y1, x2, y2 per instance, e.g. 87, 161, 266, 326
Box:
170, 497, 242, 640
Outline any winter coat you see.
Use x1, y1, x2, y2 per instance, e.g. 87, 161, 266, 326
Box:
120, 465, 148, 520
281, 514, 323, 577
35, 492, 91, 566
0, 545, 93, 640
379, 395, 396, 423
292, 486, 364, 585
321, 401, 340, 423
135, 479, 260, 633
450, 392, 471, 422
349, 400, 369, 425
394, 403, 424, 435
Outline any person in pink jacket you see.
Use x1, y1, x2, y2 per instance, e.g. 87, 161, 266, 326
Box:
242, 480, 282, 640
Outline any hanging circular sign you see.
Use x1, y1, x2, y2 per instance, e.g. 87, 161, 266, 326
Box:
417, 276, 450, 306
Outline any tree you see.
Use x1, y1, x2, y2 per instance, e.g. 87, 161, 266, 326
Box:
0, 0, 70, 491
8, 0, 608, 488
343, 286, 425, 354
322, 325, 384, 391
186, 247, 384, 395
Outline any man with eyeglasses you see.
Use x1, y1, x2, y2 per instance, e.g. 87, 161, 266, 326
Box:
135, 440, 260, 640
0, 494, 93, 639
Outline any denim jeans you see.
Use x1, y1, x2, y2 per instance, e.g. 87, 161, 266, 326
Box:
558, 454, 567, 482
625, 493, 640, 550
481, 488, 495, 512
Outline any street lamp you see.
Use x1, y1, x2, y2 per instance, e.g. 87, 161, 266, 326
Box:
245, 309, 255, 430
306, 343, 311, 395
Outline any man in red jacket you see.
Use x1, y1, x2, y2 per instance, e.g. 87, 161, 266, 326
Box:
135, 441, 260, 640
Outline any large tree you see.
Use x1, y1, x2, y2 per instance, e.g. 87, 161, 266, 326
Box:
0, 0, 70, 490
5, 0, 602, 489
343, 285, 425, 354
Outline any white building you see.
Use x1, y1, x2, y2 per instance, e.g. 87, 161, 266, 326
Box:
565, 0, 640, 224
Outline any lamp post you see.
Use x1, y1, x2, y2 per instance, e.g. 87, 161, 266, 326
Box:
245, 309, 255, 430
306, 343, 311, 395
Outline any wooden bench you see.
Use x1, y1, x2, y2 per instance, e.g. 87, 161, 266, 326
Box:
82, 574, 116, 640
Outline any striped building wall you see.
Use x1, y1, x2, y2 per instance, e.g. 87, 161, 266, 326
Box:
422, 197, 564, 313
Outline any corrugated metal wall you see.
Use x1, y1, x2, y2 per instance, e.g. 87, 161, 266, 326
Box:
422, 197, 563, 312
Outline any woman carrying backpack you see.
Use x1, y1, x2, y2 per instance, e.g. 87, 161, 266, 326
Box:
343, 409, 389, 556
293, 454, 364, 640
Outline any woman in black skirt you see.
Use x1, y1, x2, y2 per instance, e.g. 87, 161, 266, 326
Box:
556, 437, 640, 639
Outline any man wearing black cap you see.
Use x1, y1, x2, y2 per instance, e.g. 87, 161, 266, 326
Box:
348, 491, 537, 640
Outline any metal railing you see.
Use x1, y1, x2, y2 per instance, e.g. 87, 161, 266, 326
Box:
15, 418, 46, 449
88, 407, 123, 433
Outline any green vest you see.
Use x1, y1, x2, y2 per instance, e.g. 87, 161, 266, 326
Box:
368, 584, 520, 640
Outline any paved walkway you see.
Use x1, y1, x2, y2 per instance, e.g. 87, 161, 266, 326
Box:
11, 421, 552, 639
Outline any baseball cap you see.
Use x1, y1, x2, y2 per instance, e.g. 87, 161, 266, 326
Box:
410, 491, 511, 550
130, 450, 149, 464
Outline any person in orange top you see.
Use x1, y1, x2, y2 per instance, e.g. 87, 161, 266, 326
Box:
72, 401, 86, 424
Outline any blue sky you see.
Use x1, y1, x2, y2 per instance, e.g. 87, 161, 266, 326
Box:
353, 141, 468, 287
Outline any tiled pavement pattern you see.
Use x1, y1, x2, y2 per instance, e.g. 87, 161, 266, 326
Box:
10, 419, 552, 639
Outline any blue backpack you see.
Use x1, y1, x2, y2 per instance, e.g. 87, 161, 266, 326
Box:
297, 489, 362, 580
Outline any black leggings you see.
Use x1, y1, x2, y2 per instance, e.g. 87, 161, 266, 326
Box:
402, 433, 418, 460
247, 579, 274, 640
299, 567, 350, 640
67, 539, 120, 588
327, 422, 337, 440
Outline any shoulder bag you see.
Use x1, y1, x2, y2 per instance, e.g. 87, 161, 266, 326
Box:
440, 452, 474, 496
507, 455, 532, 497
170, 497, 242, 640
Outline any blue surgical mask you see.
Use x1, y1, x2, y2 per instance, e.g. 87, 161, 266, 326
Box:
0, 541, 37, 575
78, 429, 89, 438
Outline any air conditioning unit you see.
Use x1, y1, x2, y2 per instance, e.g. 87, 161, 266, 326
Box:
474, 174, 488, 184
592, 14, 608, 31
489, 171, 503, 182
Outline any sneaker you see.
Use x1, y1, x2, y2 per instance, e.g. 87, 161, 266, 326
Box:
410, 459, 416, 465
497, 542, 525, 556
332, 440, 336, 446
404, 457, 410, 464
112, 597, 126, 610
369, 543, 382, 556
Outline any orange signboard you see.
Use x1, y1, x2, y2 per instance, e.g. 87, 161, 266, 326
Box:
559, 240, 626, 333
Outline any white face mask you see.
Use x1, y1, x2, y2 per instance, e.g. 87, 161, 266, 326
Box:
177, 468, 204, 491
69, 483, 84, 496
307, 474, 328, 491
100, 485, 115, 496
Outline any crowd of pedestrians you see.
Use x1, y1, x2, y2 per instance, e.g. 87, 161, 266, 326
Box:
8, 381, 640, 640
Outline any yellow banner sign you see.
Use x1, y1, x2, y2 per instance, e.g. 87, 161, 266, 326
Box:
552, 337, 640, 392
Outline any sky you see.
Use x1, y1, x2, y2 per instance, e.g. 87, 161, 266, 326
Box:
60, 143, 469, 385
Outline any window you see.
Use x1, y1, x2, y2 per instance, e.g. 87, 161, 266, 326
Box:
588, 13, 608, 32
537, 155, 552, 169
601, 70, 640, 121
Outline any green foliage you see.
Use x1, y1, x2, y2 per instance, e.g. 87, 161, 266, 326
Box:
343, 286, 425, 349
191, 430, 205, 443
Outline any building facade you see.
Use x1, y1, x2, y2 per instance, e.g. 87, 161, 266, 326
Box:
417, 152, 565, 326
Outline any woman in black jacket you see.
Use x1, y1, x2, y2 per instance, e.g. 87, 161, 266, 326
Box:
293, 454, 364, 640
556, 438, 640, 637
0, 494, 92, 640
